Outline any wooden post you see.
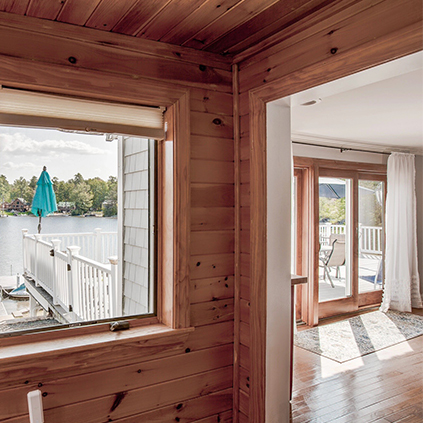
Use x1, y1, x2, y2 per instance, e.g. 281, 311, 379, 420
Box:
51, 239, 61, 305
29, 295, 37, 318
34, 234, 41, 286
94, 228, 102, 263
22, 229, 28, 274
68, 246, 81, 318
108, 256, 120, 317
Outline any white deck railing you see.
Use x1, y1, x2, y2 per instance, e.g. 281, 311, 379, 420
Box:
22, 229, 120, 321
319, 223, 382, 254
40, 228, 117, 263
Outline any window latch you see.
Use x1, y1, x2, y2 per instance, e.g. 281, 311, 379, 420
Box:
110, 321, 130, 332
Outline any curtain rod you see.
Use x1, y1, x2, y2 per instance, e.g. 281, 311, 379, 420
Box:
292, 141, 391, 156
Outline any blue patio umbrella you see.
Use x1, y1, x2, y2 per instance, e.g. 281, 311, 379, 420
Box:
31, 166, 57, 233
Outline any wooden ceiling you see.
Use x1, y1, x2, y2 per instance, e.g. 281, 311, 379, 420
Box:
0, 0, 332, 56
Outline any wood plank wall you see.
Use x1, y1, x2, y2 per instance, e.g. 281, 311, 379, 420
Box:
234, 0, 423, 421
0, 14, 235, 423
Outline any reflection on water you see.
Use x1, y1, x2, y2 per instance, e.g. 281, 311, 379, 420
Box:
0, 216, 118, 276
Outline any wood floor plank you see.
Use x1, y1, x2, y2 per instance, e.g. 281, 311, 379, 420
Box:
291, 313, 423, 423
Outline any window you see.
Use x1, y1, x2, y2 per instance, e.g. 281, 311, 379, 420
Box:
0, 89, 166, 336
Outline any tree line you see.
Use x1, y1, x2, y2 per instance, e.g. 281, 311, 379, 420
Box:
0, 173, 117, 216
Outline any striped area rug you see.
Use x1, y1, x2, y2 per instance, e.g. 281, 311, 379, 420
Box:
294, 310, 423, 362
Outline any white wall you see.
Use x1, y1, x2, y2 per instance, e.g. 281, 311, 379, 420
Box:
266, 101, 292, 422
415, 155, 423, 294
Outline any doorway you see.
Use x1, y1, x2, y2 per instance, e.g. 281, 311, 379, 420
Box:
293, 157, 386, 322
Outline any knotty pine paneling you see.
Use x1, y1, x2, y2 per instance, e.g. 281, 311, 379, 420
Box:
240, 299, 250, 325
240, 230, 250, 254
240, 276, 251, 302
0, 345, 234, 421
191, 230, 235, 256
192, 409, 233, 423
191, 135, 234, 162
191, 89, 234, 116
239, 389, 250, 416
239, 365, 250, 394
240, 206, 250, 231
191, 207, 235, 232
240, 183, 250, 207
0, 16, 234, 422
57, 0, 101, 25
192, 184, 235, 208
191, 159, 235, 184
191, 111, 234, 138
191, 299, 235, 327
96, 390, 233, 423
190, 275, 235, 304
239, 411, 249, 423
191, 253, 235, 280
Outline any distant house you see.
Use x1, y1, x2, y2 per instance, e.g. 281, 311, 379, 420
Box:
57, 202, 75, 213
8, 198, 29, 212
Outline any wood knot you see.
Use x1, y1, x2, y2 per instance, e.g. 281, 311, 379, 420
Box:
199, 64, 207, 71
330, 47, 338, 55
212, 118, 222, 125
68, 56, 77, 64
110, 392, 127, 412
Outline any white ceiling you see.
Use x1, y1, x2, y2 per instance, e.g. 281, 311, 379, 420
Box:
290, 51, 423, 154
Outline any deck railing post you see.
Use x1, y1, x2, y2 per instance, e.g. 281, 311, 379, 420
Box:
51, 239, 61, 305
94, 228, 102, 263
34, 234, 41, 286
22, 229, 28, 274
108, 256, 120, 317
68, 246, 81, 318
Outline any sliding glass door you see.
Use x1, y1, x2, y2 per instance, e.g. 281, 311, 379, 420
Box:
293, 158, 386, 324
318, 176, 352, 303
317, 168, 385, 319
358, 177, 385, 306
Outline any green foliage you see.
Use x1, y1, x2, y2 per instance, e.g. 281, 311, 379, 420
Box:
103, 176, 118, 217
359, 181, 383, 226
69, 181, 93, 215
87, 177, 109, 211
319, 197, 345, 224
11, 177, 34, 204
0, 173, 118, 216
0, 174, 11, 203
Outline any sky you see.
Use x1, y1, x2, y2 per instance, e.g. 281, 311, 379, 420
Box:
0, 125, 117, 183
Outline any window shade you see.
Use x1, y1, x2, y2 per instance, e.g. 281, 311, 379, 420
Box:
0, 87, 164, 139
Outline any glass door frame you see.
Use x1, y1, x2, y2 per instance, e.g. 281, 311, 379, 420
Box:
318, 167, 358, 319
357, 172, 387, 308
293, 156, 387, 325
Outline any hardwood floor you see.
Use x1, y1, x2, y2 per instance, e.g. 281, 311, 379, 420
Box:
291, 311, 423, 422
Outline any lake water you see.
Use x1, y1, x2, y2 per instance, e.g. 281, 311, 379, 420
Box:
0, 216, 118, 277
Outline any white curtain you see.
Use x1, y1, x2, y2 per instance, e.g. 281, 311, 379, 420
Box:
381, 152, 423, 312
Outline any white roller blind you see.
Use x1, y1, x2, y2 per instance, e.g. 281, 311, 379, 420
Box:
0, 87, 164, 139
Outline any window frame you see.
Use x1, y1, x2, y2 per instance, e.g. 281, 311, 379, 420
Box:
0, 88, 192, 351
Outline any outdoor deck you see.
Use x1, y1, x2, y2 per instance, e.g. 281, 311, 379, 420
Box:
21, 228, 118, 324
319, 255, 382, 302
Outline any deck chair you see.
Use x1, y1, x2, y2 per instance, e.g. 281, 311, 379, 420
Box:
319, 234, 346, 288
